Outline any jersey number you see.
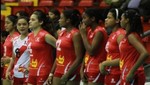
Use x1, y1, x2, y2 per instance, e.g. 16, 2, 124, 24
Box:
56, 40, 61, 51
28, 43, 33, 56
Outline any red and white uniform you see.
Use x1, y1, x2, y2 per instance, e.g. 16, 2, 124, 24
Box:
2, 32, 19, 79
84, 26, 108, 83
27, 29, 54, 84
3, 32, 19, 57
105, 28, 125, 85
12, 36, 29, 84
119, 33, 145, 85
54, 28, 80, 80
13, 36, 29, 78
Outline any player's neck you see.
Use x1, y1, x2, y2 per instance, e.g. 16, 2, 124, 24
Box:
20, 34, 28, 40
112, 25, 120, 32
33, 27, 41, 37
91, 23, 98, 31
9, 29, 16, 36
66, 25, 74, 32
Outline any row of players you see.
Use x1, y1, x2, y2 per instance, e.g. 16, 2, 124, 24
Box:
1, 7, 150, 85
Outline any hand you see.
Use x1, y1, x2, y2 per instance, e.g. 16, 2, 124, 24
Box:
46, 76, 53, 85
23, 68, 29, 75
60, 74, 68, 85
1, 57, 11, 64
80, 70, 88, 83
5, 71, 11, 80
99, 62, 109, 75
79, 22, 87, 35
126, 71, 134, 83
1, 62, 4, 67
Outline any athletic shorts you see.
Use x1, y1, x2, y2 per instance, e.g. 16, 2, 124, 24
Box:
26, 75, 48, 85
104, 73, 120, 85
85, 72, 105, 83
13, 77, 27, 85
54, 72, 80, 81
120, 71, 145, 85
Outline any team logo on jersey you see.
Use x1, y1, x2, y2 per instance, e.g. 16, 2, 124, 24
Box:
120, 60, 124, 70
84, 54, 89, 66
31, 59, 38, 68
4, 63, 9, 67
35, 37, 40, 42
56, 55, 64, 65
24, 41, 27, 45
107, 54, 112, 61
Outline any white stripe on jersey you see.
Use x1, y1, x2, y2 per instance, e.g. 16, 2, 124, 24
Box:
13, 36, 30, 78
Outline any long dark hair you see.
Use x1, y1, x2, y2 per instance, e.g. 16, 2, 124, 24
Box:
62, 9, 81, 28
124, 9, 143, 36
6, 15, 18, 32
84, 8, 103, 24
109, 8, 123, 20
49, 8, 60, 20
7, 15, 18, 26
33, 10, 50, 32
16, 11, 29, 17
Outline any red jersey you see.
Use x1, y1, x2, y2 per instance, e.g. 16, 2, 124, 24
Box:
105, 28, 125, 74
2, 32, 19, 79
3, 32, 19, 57
142, 35, 150, 64
84, 26, 108, 73
55, 28, 80, 75
119, 33, 144, 81
28, 29, 53, 76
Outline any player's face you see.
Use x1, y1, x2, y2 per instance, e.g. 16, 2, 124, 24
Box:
59, 13, 67, 27
17, 18, 29, 35
82, 12, 92, 26
29, 14, 42, 30
5, 17, 15, 32
120, 14, 127, 29
105, 12, 116, 28
48, 12, 56, 20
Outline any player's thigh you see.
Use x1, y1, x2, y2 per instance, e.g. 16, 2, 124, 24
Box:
88, 82, 104, 85
53, 77, 61, 85
67, 80, 80, 85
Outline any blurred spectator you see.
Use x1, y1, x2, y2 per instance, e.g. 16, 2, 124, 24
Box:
128, 0, 141, 9
48, 8, 61, 39
15, 10, 29, 17
104, 0, 125, 8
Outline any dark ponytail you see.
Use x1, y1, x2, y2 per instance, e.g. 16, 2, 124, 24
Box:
62, 9, 81, 28
124, 9, 143, 36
